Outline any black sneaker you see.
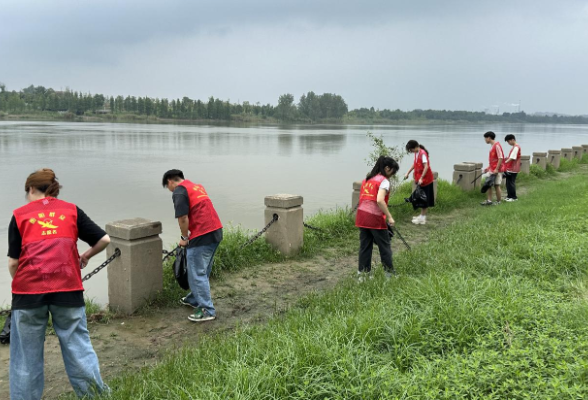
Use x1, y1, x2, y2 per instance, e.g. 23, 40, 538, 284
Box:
180, 297, 197, 309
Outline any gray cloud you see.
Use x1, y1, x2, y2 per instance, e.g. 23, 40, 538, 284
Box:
1, 0, 587, 114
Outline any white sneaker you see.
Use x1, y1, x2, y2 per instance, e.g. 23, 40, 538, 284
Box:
412, 215, 426, 225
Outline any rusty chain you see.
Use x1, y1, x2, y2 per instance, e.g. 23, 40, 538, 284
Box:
240, 214, 279, 249
162, 246, 180, 263
0, 249, 122, 317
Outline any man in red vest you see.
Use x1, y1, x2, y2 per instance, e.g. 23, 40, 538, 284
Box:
481, 131, 505, 206
503, 134, 521, 202
162, 169, 223, 322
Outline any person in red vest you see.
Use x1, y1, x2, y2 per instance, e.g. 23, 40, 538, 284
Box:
503, 134, 521, 202
162, 169, 223, 322
8, 168, 110, 400
404, 140, 435, 225
355, 156, 399, 279
481, 131, 505, 206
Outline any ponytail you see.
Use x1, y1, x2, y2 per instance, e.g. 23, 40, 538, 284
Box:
419, 144, 429, 156
366, 156, 399, 180
25, 168, 62, 197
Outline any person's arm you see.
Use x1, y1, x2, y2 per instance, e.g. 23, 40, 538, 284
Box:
8, 257, 18, 279
80, 235, 110, 268
494, 158, 503, 174
376, 189, 394, 226
177, 215, 190, 247
404, 165, 415, 179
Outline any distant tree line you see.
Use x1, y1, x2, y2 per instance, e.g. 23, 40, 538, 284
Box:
0, 83, 586, 125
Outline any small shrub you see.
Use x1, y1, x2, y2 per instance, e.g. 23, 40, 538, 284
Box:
529, 164, 547, 178
545, 163, 557, 175
558, 158, 579, 172
580, 153, 588, 164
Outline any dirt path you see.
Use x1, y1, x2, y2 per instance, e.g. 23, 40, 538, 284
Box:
0, 200, 509, 399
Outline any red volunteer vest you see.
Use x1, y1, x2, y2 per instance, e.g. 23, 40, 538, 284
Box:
178, 180, 223, 240
12, 197, 82, 295
505, 144, 522, 173
355, 174, 390, 230
413, 149, 434, 186
489, 142, 506, 172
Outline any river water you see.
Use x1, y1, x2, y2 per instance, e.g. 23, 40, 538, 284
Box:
1, 121, 587, 306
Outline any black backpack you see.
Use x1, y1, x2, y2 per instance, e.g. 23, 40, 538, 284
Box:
0, 313, 10, 345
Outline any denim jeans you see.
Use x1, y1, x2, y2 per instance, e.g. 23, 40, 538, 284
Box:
185, 242, 219, 316
10, 305, 107, 400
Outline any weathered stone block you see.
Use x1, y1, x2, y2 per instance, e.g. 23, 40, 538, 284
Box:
454, 163, 476, 172
106, 218, 163, 314
520, 155, 531, 174
547, 150, 561, 169
561, 148, 573, 161
264, 194, 303, 209
533, 152, 547, 170
572, 146, 583, 160
351, 181, 361, 217
264, 205, 303, 257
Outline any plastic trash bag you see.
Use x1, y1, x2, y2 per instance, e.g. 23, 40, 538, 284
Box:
174, 247, 190, 290
481, 173, 496, 193
405, 185, 428, 210
0, 312, 10, 345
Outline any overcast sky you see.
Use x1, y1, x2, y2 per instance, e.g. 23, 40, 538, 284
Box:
1, 0, 587, 114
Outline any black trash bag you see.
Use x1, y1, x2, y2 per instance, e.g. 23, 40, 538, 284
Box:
481, 174, 496, 193
0, 312, 11, 345
174, 247, 190, 290
404, 185, 428, 210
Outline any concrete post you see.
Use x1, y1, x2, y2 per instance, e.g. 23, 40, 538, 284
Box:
452, 163, 476, 191
572, 146, 583, 160
352, 181, 361, 216
463, 162, 483, 189
547, 150, 561, 169
533, 152, 547, 170
106, 218, 163, 314
561, 148, 573, 161
520, 155, 530, 174
264, 194, 303, 256
582, 144, 588, 157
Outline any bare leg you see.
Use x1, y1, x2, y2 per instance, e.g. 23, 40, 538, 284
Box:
487, 187, 493, 202
495, 186, 502, 202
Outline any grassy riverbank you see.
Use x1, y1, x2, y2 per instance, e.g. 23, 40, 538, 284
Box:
80, 164, 588, 398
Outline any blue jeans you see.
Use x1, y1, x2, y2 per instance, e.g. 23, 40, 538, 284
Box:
10, 305, 108, 400
184, 242, 219, 316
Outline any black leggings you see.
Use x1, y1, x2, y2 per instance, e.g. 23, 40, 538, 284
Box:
358, 228, 394, 273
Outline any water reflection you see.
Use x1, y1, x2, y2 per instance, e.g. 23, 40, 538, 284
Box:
298, 133, 346, 155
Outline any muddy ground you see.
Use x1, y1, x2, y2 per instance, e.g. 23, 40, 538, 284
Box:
0, 209, 467, 399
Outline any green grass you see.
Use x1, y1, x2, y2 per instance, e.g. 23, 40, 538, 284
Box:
558, 157, 580, 172
83, 168, 588, 399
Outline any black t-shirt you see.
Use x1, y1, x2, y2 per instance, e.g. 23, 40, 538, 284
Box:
172, 185, 223, 247
8, 206, 107, 309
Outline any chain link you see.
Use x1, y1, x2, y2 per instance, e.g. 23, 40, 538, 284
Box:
82, 248, 121, 282
162, 246, 180, 263
240, 214, 279, 249
303, 222, 324, 232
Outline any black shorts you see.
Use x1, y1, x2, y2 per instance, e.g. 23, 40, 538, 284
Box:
421, 182, 435, 208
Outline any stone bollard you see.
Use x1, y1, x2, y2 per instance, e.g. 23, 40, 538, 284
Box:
561, 148, 573, 161
520, 155, 530, 174
463, 162, 483, 189
452, 163, 476, 190
547, 150, 561, 169
264, 194, 303, 256
352, 182, 361, 216
582, 144, 588, 157
572, 146, 583, 160
533, 152, 547, 170
106, 218, 163, 314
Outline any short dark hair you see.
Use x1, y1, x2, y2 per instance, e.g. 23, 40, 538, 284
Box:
483, 131, 496, 140
504, 134, 516, 142
162, 169, 184, 188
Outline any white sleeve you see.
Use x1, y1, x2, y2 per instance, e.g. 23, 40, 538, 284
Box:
422, 154, 428, 163
509, 147, 519, 160
379, 179, 390, 192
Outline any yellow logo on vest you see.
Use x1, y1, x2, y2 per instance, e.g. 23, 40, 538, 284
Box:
28, 212, 65, 236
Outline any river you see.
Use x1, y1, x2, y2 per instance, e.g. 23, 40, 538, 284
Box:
1, 121, 587, 306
